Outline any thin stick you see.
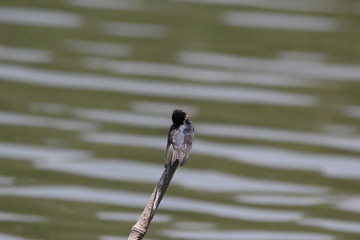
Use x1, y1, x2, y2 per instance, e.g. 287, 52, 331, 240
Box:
128, 160, 179, 240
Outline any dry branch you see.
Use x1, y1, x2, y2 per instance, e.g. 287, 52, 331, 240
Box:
128, 160, 179, 240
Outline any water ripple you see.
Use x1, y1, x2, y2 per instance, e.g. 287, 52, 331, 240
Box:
0, 6, 83, 28
0, 111, 98, 131
63, 39, 133, 57
299, 218, 360, 234
0, 63, 316, 106
80, 132, 360, 179
0, 185, 303, 222
179, 51, 360, 82
101, 21, 168, 39
0, 45, 52, 63
221, 11, 337, 32
237, 195, 328, 206
96, 211, 171, 223
0, 233, 32, 240
162, 230, 334, 240
68, 0, 143, 10
38, 159, 328, 194
0, 211, 46, 223
84, 57, 314, 87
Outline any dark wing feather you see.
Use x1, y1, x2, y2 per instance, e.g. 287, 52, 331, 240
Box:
170, 125, 194, 166
164, 124, 176, 166
179, 126, 194, 166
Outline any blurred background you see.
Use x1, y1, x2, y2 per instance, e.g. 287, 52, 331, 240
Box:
1, 0, 360, 239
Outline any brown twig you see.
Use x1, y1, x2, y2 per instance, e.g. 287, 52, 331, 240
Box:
128, 160, 179, 240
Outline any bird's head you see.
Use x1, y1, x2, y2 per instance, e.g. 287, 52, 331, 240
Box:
172, 109, 188, 126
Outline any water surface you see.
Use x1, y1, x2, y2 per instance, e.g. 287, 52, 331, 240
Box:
0, 0, 360, 240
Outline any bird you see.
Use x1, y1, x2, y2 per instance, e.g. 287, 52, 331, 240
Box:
164, 109, 195, 167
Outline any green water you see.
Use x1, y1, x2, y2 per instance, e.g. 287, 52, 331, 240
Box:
1, 0, 360, 239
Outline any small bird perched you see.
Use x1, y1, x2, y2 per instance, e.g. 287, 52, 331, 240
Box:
164, 109, 195, 167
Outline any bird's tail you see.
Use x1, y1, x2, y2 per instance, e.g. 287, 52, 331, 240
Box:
171, 150, 186, 166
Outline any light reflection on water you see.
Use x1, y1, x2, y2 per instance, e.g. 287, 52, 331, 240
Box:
222, 11, 338, 32
72, 107, 360, 153
0, 111, 98, 131
96, 211, 171, 223
236, 195, 328, 206
38, 159, 328, 194
0, 6, 83, 28
80, 132, 360, 179
63, 39, 133, 57
0, 142, 90, 163
170, 0, 336, 13
99, 236, 131, 240
335, 196, 360, 213
99, 236, 156, 240
0, 211, 46, 223
343, 106, 360, 119
84, 57, 314, 87
73, 108, 168, 127
0, 63, 315, 106
131, 101, 199, 116
299, 218, 360, 234
0, 45, 53, 63
0, 233, 32, 240
172, 221, 215, 231
0, 176, 14, 185
0, 185, 303, 222
179, 51, 360, 82
67, 0, 143, 11
101, 22, 168, 39
196, 123, 360, 152
162, 230, 334, 240
30, 102, 69, 115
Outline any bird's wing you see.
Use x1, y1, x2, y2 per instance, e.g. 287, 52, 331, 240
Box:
164, 124, 176, 166
169, 128, 182, 165
170, 126, 194, 166
180, 126, 194, 165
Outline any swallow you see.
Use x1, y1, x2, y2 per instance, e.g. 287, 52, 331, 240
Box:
164, 109, 195, 167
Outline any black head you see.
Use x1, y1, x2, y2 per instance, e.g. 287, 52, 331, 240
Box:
172, 109, 187, 126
